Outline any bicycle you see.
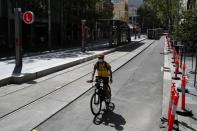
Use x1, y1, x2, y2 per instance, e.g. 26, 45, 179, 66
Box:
87, 76, 111, 115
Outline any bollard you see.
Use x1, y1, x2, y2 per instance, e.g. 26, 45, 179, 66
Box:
168, 91, 179, 131
172, 47, 178, 64
182, 64, 186, 76
168, 82, 176, 125
172, 48, 176, 63
177, 75, 193, 116
172, 57, 181, 80
181, 76, 186, 110
175, 56, 181, 74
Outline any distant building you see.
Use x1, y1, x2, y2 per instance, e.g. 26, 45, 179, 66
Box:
128, 5, 137, 17
129, 0, 143, 8
128, 4, 139, 31
181, 0, 196, 10
128, 4, 137, 24
113, 0, 129, 22
96, 0, 114, 15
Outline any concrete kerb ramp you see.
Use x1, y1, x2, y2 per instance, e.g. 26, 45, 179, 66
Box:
0, 39, 145, 86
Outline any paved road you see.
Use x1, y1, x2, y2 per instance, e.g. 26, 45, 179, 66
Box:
35, 39, 164, 131
0, 39, 156, 131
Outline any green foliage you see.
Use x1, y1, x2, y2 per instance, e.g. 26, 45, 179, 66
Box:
143, 0, 179, 29
172, 8, 197, 42
137, 2, 162, 28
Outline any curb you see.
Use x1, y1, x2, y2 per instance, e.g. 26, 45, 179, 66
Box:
0, 39, 146, 87
0, 42, 108, 62
160, 37, 172, 129
160, 37, 193, 130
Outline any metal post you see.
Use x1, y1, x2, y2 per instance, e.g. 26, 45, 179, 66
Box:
60, 0, 64, 46
192, 52, 194, 70
183, 44, 186, 65
48, 0, 52, 48
109, 21, 113, 47
95, 21, 97, 41
134, 16, 137, 40
194, 49, 197, 87
180, 46, 183, 68
81, 20, 86, 52
13, 8, 22, 73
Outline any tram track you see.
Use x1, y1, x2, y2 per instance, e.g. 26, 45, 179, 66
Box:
0, 39, 154, 130
0, 40, 146, 98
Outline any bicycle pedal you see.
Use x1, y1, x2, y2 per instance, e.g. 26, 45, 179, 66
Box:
105, 98, 110, 102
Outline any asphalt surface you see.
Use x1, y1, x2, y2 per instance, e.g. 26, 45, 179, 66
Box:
0, 39, 156, 131
35, 39, 164, 131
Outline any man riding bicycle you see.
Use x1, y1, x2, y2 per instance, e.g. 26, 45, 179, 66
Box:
91, 53, 113, 99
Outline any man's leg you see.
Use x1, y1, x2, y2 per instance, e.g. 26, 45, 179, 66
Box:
104, 84, 111, 100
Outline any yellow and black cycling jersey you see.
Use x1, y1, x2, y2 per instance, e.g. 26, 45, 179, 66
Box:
95, 61, 111, 77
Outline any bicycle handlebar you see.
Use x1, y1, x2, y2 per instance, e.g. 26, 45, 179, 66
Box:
86, 80, 93, 83
86, 79, 103, 83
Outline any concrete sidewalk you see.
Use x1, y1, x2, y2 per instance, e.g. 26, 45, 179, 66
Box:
0, 36, 146, 87
173, 54, 197, 130
161, 37, 197, 130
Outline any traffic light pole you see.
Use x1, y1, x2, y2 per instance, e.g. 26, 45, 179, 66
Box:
13, 8, 23, 74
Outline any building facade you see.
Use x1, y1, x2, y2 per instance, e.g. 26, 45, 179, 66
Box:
0, 0, 114, 57
128, 4, 137, 25
113, 0, 129, 22
181, 0, 197, 10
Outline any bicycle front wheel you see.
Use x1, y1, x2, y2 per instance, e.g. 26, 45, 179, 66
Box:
90, 93, 102, 115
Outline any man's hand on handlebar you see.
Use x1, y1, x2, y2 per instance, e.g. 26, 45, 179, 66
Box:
110, 78, 113, 84
87, 80, 93, 83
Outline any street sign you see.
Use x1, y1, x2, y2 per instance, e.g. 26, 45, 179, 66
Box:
23, 11, 34, 24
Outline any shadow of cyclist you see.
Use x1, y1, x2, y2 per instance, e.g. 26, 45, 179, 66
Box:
93, 103, 126, 131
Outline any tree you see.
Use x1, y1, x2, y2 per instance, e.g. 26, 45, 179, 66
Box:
137, 3, 162, 30
172, 9, 197, 43
143, 0, 179, 30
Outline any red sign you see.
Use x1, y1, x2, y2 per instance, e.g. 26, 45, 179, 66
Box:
23, 11, 34, 24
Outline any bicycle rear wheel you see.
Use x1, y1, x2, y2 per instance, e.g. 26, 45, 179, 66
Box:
90, 92, 102, 115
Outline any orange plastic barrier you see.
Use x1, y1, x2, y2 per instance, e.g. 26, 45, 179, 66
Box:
168, 82, 176, 125
168, 91, 179, 131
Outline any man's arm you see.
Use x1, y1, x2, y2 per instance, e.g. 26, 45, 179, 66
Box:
92, 64, 96, 81
108, 64, 113, 83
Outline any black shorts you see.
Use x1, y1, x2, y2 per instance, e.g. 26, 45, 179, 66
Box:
98, 76, 109, 84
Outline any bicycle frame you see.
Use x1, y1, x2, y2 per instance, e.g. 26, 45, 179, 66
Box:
88, 77, 111, 115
